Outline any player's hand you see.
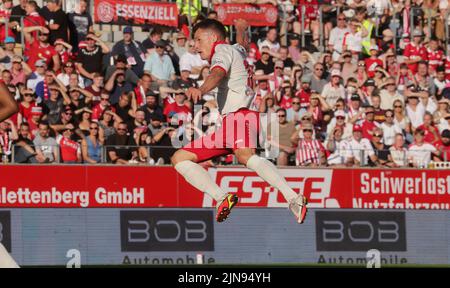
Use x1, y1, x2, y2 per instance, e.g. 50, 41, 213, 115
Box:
234, 19, 249, 32
186, 87, 202, 104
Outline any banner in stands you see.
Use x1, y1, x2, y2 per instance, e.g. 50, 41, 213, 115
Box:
94, 0, 178, 27
214, 4, 278, 26
0, 166, 449, 209
3, 208, 450, 266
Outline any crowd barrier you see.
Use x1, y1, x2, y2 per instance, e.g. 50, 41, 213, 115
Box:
0, 165, 449, 209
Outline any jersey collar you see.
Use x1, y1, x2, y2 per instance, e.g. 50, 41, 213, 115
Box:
209, 41, 227, 63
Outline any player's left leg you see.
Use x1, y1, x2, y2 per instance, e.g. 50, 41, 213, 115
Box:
234, 148, 308, 224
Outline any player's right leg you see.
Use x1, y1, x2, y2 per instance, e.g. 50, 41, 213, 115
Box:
171, 147, 237, 223
0, 243, 19, 268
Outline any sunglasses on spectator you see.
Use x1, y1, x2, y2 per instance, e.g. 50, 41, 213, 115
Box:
117, 128, 127, 131
336, 116, 345, 120
373, 134, 383, 137
36, 65, 45, 68
90, 127, 99, 130
302, 117, 311, 121
394, 105, 403, 108
358, 63, 366, 67
156, 45, 164, 49
278, 114, 286, 117
385, 114, 393, 118
366, 111, 374, 114
24, 94, 33, 97
40, 33, 49, 36
292, 102, 300, 105
315, 68, 324, 71
64, 112, 73, 115
275, 67, 283, 70
303, 129, 313, 132
101, 97, 109, 101
338, 17, 346, 20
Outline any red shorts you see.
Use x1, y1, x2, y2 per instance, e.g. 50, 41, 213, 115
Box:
181, 108, 260, 162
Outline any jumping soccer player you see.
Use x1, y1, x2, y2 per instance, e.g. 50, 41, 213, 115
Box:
0, 82, 19, 268
171, 19, 308, 224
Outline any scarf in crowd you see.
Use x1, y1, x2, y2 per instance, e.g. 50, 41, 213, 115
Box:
0, 132, 11, 155
43, 80, 50, 100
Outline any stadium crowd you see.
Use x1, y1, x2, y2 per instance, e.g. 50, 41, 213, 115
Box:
0, 0, 449, 168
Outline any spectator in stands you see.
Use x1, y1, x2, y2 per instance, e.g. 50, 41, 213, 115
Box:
405, 87, 426, 132
369, 127, 393, 167
12, 122, 41, 163
98, 108, 121, 143
163, 89, 191, 122
258, 27, 280, 52
325, 126, 349, 167
142, 26, 163, 55
379, 77, 404, 110
33, 121, 58, 163
112, 26, 146, 78
40, 0, 69, 44
144, 40, 176, 88
92, 91, 113, 121
23, 26, 60, 71
179, 39, 208, 78
390, 133, 408, 168
437, 129, 450, 162
104, 67, 134, 105
68, 0, 93, 51
417, 112, 442, 145
76, 32, 110, 84
173, 32, 188, 58
267, 108, 296, 166
56, 125, 81, 163
295, 123, 326, 167
346, 124, 377, 166
105, 54, 139, 86
81, 121, 102, 164
408, 128, 440, 167
43, 85, 71, 125
9, 55, 32, 86
105, 122, 137, 164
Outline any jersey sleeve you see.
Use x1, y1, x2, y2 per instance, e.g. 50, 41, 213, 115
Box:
210, 45, 232, 73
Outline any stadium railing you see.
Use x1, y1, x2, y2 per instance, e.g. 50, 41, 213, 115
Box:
3, 144, 448, 169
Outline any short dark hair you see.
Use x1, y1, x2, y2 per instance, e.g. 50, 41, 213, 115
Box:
192, 19, 226, 40
38, 121, 50, 129
150, 26, 163, 36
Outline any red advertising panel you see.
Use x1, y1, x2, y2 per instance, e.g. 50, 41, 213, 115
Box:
0, 166, 449, 209
94, 0, 178, 27
215, 4, 278, 27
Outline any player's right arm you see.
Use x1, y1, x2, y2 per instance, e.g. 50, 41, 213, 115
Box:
0, 82, 18, 122
187, 67, 227, 103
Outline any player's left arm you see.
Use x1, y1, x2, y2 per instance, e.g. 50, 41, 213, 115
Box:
0, 82, 18, 122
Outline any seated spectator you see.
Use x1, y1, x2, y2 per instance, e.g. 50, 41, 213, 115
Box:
390, 134, 408, 168
321, 70, 345, 107
286, 97, 305, 125
325, 126, 350, 167
438, 112, 450, 133
113, 92, 135, 124
56, 125, 81, 163
81, 121, 102, 164
104, 67, 134, 105
381, 109, 403, 146
92, 91, 115, 121
434, 98, 449, 125
360, 106, 380, 139
437, 129, 450, 162
133, 73, 153, 107
105, 122, 137, 164
147, 113, 176, 165
326, 110, 353, 141
379, 77, 404, 110
9, 55, 32, 86
26, 59, 46, 93
408, 129, 440, 168
75, 32, 110, 84
33, 121, 58, 163
0, 119, 18, 162
42, 85, 71, 125
57, 62, 84, 87
267, 108, 296, 166
144, 39, 176, 87
12, 123, 41, 163
417, 112, 442, 145
345, 124, 378, 166
105, 54, 139, 86
179, 39, 208, 79
294, 123, 326, 167
163, 89, 192, 122
17, 88, 39, 125
405, 86, 427, 130
98, 108, 122, 143
172, 68, 196, 90
369, 128, 393, 167
112, 26, 146, 77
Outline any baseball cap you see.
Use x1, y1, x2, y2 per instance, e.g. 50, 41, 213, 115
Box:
370, 44, 379, 51
63, 105, 73, 113
35, 59, 46, 67
289, 33, 300, 41
442, 129, 450, 138
364, 79, 376, 87
123, 26, 133, 34
353, 124, 363, 132
351, 94, 361, 101
4, 36, 15, 44
31, 106, 42, 115
331, 70, 341, 78
180, 66, 192, 72
146, 90, 159, 97
335, 110, 346, 118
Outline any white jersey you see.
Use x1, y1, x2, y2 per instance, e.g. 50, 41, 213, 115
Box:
210, 43, 253, 115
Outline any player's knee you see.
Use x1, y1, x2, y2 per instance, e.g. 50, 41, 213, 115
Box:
234, 149, 254, 166
171, 150, 196, 166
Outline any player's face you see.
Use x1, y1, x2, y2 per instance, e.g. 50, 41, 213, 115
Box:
194, 29, 218, 61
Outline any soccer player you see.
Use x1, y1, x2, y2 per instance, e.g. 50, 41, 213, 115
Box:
0, 82, 19, 268
170, 19, 308, 224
